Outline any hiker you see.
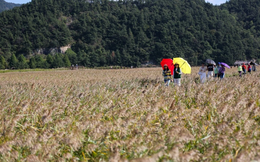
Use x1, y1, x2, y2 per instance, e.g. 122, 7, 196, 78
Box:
173, 63, 182, 86
242, 63, 246, 74
214, 65, 219, 78
238, 64, 242, 77
252, 64, 256, 71
248, 63, 252, 74
198, 63, 207, 83
207, 63, 214, 79
162, 64, 172, 86
218, 64, 225, 79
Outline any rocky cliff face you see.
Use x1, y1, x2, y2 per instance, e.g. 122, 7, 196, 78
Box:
34, 45, 71, 55
60, 45, 71, 53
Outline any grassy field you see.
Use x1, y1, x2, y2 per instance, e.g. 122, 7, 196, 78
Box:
0, 67, 260, 161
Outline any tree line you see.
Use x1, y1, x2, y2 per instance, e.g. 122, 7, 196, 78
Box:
0, 0, 260, 69
0, 53, 71, 69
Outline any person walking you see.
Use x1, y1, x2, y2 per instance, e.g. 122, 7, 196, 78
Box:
214, 65, 219, 78
198, 63, 207, 83
238, 64, 242, 77
207, 64, 214, 79
162, 64, 172, 86
173, 63, 182, 86
218, 64, 226, 79
252, 63, 256, 72
242, 63, 247, 74
248, 63, 252, 74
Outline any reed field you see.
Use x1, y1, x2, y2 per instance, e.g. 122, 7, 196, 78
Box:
1, 67, 260, 162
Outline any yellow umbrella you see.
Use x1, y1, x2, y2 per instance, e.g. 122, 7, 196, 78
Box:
173, 57, 191, 74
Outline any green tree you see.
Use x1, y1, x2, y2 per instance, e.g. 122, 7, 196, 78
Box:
17, 55, 28, 69
63, 54, 71, 67
0, 55, 7, 69
65, 48, 77, 64
77, 50, 90, 66
9, 54, 18, 69
46, 54, 54, 68
29, 57, 36, 69
115, 50, 121, 65
35, 55, 45, 68
53, 54, 64, 68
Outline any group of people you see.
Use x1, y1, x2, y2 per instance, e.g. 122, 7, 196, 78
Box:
198, 63, 226, 83
71, 64, 79, 70
237, 63, 256, 77
162, 63, 182, 87
162, 62, 257, 86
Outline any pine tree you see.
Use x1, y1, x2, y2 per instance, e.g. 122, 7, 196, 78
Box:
90, 51, 100, 67
96, 47, 107, 66
65, 48, 77, 64
53, 54, 64, 68
63, 54, 71, 67
35, 55, 45, 68
17, 55, 28, 69
29, 57, 36, 69
115, 50, 122, 66
46, 54, 54, 68
9, 54, 18, 69
78, 50, 90, 66
0, 55, 6, 69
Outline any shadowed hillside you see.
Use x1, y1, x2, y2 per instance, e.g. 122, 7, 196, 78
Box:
0, 0, 260, 69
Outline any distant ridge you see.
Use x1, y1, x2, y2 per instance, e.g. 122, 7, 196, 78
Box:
0, 0, 21, 13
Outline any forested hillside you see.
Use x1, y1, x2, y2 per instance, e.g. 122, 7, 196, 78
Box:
221, 0, 260, 37
0, 0, 21, 13
0, 0, 260, 69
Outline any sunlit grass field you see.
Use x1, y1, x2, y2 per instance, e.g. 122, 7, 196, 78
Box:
1, 67, 260, 161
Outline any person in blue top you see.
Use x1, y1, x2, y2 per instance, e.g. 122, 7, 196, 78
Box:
173, 63, 182, 86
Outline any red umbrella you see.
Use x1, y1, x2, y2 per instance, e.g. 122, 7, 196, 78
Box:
160, 59, 174, 75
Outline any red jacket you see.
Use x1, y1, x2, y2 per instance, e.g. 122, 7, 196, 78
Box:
242, 65, 246, 70
248, 65, 251, 70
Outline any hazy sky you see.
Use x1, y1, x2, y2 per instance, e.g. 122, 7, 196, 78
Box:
5, 0, 31, 4
207, 0, 228, 5
5, 0, 227, 5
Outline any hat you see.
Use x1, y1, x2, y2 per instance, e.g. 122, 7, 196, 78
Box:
164, 64, 168, 67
